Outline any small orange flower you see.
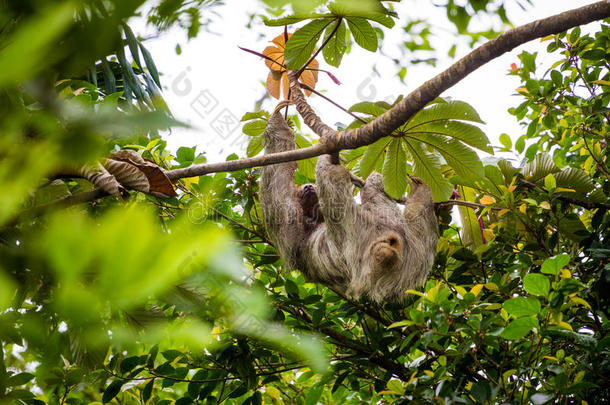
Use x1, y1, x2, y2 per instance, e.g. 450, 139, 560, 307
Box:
262, 32, 318, 100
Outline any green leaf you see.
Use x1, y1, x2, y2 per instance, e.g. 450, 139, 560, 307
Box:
0, 4, 74, 87
66, 369, 87, 386
523, 274, 550, 297
541, 254, 570, 276
403, 139, 453, 201
332, 371, 349, 393
285, 19, 333, 69
295, 133, 316, 179
247, 135, 264, 158
503, 297, 541, 317
102, 380, 124, 403
382, 138, 408, 199
543, 329, 597, 349
322, 19, 348, 67
122, 23, 142, 68
521, 154, 559, 183
407, 100, 485, 125
176, 146, 196, 164
305, 384, 324, 405
243, 120, 267, 136
356, 138, 390, 178
6, 372, 35, 386
328, 1, 396, 28
101, 58, 117, 94
582, 49, 606, 60
387, 379, 405, 394
285, 279, 299, 297
241, 111, 268, 121
345, 17, 378, 52
405, 102, 491, 154
348, 101, 388, 116
554, 167, 595, 194
405, 133, 484, 179
116, 45, 146, 104
263, 13, 333, 26
139, 42, 161, 88
147, 345, 159, 368
544, 173, 556, 191
471, 380, 492, 403
499, 133, 512, 149
34, 180, 71, 205
143, 379, 154, 403
457, 186, 484, 248
500, 316, 539, 340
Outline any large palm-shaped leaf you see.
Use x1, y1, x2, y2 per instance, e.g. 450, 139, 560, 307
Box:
347, 98, 491, 201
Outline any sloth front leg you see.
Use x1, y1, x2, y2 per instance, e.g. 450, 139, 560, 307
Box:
314, 155, 357, 240
260, 108, 303, 269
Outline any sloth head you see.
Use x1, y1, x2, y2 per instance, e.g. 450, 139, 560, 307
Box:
370, 232, 404, 274
295, 184, 322, 223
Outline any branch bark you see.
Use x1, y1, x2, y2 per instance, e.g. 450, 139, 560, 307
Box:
165, 1, 610, 180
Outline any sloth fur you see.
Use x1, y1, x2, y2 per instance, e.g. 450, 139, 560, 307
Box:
260, 109, 438, 303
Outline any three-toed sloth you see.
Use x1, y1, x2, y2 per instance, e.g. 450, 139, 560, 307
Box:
260, 107, 438, 303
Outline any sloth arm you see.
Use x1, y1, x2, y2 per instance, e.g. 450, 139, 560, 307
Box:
360, 172, 402, 215
260, 110, 302, 254
314, 155, 358, 242
261, 111, 298, 193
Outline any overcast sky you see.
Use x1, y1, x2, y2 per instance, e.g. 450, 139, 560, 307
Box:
134, 0, 600, 165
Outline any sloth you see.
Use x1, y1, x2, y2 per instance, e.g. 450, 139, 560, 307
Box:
260, 106, 438, 303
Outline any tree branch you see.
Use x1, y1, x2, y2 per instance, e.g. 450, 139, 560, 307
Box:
165, 143, 328, 181
517, 178, 610, 210
163, 2, 610, 180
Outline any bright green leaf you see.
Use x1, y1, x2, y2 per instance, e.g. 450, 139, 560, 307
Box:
176, 146, 196, 163
406, 133, 484, 178
356, 138, 390, 178
523, 274, 550, 296
285, 19, 333, 69
500, 316, 539, 340
382, 138, 408, 199
541, 254, 570, 276
247, 135, 264, 157
503, 297, 541, 317
349, 101, 388, 116
457, 186, 484, 248
499, 133, 512, 149
263, 13, 333, 26
403, 139, 453, 201
243, 120, 267, 136
322, 19, 348, 67
345, 17, 378, 52
544, 173, 556, 191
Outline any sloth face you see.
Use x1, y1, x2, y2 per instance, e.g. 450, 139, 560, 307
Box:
295, 184, 322, 223
370, 232, 403, 273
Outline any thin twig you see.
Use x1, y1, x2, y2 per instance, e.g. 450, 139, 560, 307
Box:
299, 82, 367, 124
517, 178, 610, 210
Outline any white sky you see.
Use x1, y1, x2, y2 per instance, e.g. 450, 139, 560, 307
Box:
134, 0, 600, 165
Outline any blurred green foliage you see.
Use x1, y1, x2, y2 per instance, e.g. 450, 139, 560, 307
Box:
0, 0, 609, 404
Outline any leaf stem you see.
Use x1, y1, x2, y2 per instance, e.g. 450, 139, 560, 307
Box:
298, 82, 367, 124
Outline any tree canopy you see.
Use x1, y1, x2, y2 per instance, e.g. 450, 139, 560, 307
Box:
1, 1, 610, 404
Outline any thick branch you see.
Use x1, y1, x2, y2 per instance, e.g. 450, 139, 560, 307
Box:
290, 1, 610, 146
164, 1, 610, 180
166, 143, 329, 181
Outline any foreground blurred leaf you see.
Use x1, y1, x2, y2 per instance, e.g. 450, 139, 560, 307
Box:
0, 4, 75, 88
